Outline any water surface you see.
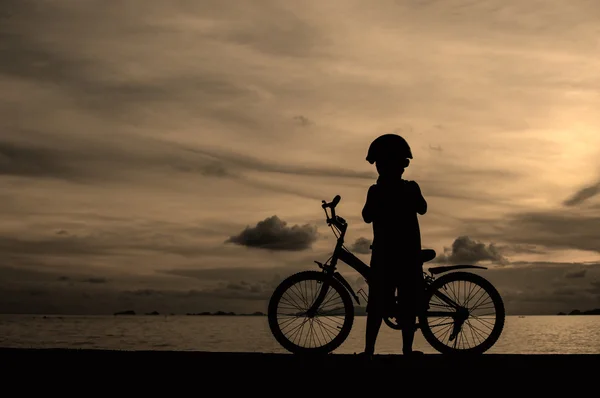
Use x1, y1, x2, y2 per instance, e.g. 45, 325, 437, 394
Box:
1, 314, 598, 354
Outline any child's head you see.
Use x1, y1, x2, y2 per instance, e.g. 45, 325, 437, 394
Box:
376, 157, 409, 177
366, 134, 412, 177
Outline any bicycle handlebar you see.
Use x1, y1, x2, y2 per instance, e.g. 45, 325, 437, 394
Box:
321, 195, 341, 210
321, 195, 346, 231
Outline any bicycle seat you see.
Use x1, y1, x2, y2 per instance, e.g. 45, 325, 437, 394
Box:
367, 246, 437, 263
421, 249, 436, 263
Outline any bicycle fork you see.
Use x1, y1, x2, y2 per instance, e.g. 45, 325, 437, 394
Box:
305, 277, 333, 318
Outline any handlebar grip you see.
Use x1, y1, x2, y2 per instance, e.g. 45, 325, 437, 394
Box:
321, 195, 341, 209
331, 195, 341, 207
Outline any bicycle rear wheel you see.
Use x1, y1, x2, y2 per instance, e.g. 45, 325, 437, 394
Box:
419, 271, 505, 355
267, 270, 354, 355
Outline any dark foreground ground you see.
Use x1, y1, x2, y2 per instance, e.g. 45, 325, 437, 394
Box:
2, 348, 599, 391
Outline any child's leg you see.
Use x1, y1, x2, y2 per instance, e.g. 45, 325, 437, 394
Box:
401, 315, 418, 354
365, 311, 382, 355
364, 271, 385, 354
398, 265, 424, 354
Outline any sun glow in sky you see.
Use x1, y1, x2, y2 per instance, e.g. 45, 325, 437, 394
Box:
1, 0, 600, 315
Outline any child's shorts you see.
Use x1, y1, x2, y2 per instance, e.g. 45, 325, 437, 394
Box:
366, 264, 424, 318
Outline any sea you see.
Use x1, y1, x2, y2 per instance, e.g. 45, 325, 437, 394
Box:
1, 314, 598, 354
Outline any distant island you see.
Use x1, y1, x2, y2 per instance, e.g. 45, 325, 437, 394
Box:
115, 307, 600, 317
112, 310, 267, 316
557, 308, 600, 316
186, 311, 266, 316
114, 310, 136, 315
112, 307, 371, 317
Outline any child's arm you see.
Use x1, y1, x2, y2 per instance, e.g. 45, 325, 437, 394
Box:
362, 185, 378, 223
409, 181, 427, 215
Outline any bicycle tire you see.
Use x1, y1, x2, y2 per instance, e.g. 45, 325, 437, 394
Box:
268, 270, 354, 355
419, 271, 505, 355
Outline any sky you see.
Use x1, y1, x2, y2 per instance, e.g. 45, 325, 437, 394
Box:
1, 0, 600, 315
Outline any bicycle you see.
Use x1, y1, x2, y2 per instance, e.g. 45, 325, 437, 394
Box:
267, 195, 505, 355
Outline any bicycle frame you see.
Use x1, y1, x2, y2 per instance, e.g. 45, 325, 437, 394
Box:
306, 195, 487, 321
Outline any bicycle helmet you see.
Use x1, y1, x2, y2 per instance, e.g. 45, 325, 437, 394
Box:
366, 134, 413, 164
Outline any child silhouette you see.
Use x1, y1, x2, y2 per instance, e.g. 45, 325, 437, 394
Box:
361, 134, 427, 358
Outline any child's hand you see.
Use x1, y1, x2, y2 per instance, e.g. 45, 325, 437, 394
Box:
405, 180, 421, 194
406, 181, 427, 215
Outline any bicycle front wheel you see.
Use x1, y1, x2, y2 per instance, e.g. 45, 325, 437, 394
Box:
267, 270, 354, 355
419, 271, 505, 355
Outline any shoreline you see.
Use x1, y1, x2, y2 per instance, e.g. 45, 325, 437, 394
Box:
3, 347, 599, 371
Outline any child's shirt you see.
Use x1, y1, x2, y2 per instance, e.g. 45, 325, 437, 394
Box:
362, 175, 427, 268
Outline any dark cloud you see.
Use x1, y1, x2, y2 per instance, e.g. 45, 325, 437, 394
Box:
1, 20, 174, 120
0, 0, 327, 129
0, 133, 373, 204
434, 235, 509, 265
462, 206, 600, 255
469, 262, 600, 314
293, 115, 313, 127
563, 180, 600, 207
122, 280, 271, 302
0, 133, 235, 183
162, 248, 325, 284
0, 265, 113, 287
565, 268, 587, 279
0, 141, 81, 180
465, 181, 600, 254
226, 215, 318, 251
0, 20, 263, 124
2, 259, 600, 315
0, 137, 310, 203
496, 244, 546, 255
0, 227, 232, 262
180, 144, 376, 180
587, 280, 600, 295
0, 264, 274, 314
350, 237, 372, 255
163, 267, 291, 283
0, 235, 117, 258
84, 277, 108, 284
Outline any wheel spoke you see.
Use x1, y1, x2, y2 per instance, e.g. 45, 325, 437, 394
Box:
420, 273, 505, 354
268, 272, 354, 354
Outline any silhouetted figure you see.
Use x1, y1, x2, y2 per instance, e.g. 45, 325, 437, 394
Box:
362, 134, 427, 358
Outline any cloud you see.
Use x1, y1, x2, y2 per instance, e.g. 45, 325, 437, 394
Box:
3, 0, 600, 317
84, 277, 108, 284
180, 144, 376, 180
122, 280, 272, 302
225, 215, 318, 251
2, 258, 600, 315
563, 179, 600, 207
0, 133, 235, 183
164, 267, 291, 283
588, 280, 600, 296
0, 221, 238, 266
465, 210, 600, 255
293, 115, 313, 127
0, 131, 374, 206
434, 235, 509, 265
564, 268, 587, 279
350, 237, 372, 254
496, 244, 546, 255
